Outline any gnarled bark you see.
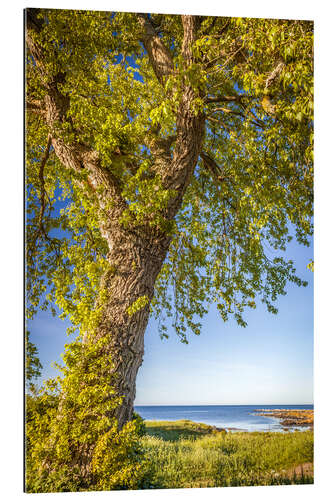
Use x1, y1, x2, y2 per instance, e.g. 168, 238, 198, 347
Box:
93, 227, 171, 427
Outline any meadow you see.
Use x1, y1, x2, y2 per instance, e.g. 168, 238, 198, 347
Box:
140, 420, 314, 488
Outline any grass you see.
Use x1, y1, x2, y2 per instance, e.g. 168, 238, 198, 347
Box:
144, 419, 224, 441
140, 420, 314, 489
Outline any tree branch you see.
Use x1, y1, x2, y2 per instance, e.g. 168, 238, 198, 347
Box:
265, 60, 285, 89
26, 99, 46, 116
207, 106, 265, 129
27, 133, 62, 264
159, 15, 206, 220
137, 13, 174, 86
181, 15, 201, 65
205, 95, 253, 104
37, 134, 52, 237
200, 151, 236, 209
25, 9, 128, 228
209, 106, 246, 118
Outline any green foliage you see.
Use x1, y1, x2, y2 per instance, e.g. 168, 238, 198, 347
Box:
127, 295, 149, 316
149, 18, 313, 341
25, 336, 146, 492
25, 331, 43, 392
142, 421, 314, 488
307, 259, 314, 272
132, 411, 147, 437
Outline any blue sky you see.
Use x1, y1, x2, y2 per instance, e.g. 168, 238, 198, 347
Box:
28, 232, 313, 405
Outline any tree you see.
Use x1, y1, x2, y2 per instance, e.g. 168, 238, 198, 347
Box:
25, 8, 313, 489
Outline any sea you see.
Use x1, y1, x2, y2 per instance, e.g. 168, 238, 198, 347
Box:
134, 404, 314, 432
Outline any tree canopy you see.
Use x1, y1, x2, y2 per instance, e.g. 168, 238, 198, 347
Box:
26, 10, 313, 344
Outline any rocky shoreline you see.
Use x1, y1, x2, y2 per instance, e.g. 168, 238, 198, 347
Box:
253, 409, 314, 428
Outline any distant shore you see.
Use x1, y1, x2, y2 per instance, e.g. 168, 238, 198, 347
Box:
252, 409, 314, 429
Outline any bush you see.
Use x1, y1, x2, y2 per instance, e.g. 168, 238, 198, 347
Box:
132, 412, 146, 437
25, 338, 147, 493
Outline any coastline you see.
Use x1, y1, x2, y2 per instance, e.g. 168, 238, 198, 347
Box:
136, 405, 314, 433
252, 408, 314, 429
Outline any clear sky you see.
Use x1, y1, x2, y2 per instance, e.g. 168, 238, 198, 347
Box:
28, 230, 313, 406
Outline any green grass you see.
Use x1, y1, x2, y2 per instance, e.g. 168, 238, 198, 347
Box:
140, 420, 314, 489
144, 419, 225, 441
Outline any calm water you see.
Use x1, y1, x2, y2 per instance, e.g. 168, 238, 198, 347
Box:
134, 404, 314, 432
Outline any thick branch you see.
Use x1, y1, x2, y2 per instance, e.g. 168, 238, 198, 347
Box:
137, 13, 174, 86
25, 10, 128, 234
205, 95, 252, 104
162, 16, 205, 219
181, 15, 200, 65
265, 60, 285, 89
37, 134, 52, 236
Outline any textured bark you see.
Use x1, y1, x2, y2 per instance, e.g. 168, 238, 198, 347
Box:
164, 16, 205, 218
137, 14, 174, 85
26, 11, 205, 430
93, 227, 172, 427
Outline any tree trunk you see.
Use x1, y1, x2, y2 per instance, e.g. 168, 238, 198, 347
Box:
89, 226, 172, 428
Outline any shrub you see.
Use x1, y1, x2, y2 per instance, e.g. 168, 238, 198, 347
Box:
132, 411, 147, 437
25, 337, 146, 493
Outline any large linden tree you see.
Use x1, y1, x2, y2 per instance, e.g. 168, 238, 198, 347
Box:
25, 9, 313, 491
